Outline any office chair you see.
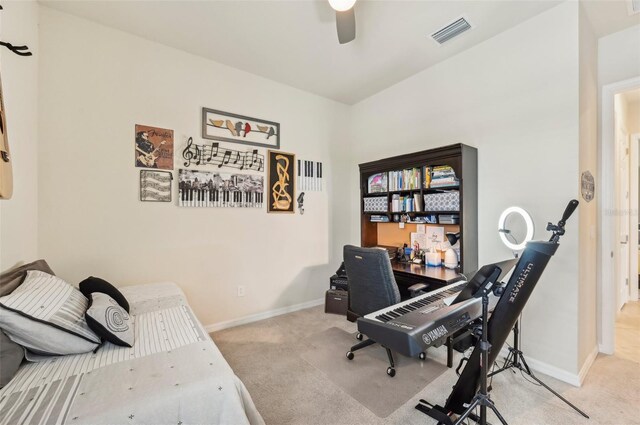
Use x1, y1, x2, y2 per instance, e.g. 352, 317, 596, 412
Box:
343, 245, 426, 377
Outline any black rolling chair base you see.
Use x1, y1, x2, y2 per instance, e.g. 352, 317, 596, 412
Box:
346, 337, 396, 377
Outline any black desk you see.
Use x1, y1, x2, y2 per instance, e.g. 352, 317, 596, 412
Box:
391, 260, 463, 297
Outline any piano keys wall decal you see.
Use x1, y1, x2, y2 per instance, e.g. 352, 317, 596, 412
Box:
296, 159, 323, 192
140, 170, 172, 202
181, 137, 265, 172
178, 169, 264, 208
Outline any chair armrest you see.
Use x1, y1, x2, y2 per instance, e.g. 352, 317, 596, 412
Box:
408, 283, 428, 298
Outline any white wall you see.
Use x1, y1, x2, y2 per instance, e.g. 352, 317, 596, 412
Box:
598, 25, 640, 88
345, 2, 582, 374
37, 7, 349, 328
0, 1, 39, 271
577, 2, 598, 371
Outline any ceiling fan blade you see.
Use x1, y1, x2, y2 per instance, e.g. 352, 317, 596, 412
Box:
336, 8, 355, 44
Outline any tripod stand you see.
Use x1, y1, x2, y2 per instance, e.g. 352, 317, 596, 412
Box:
488, 320, 589, 419
452, 284, 508, 425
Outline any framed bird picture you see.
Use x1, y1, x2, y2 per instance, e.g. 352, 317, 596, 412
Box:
202, 108, 280, 149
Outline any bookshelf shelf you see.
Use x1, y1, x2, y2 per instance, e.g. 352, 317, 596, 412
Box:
359, 143, 478, 274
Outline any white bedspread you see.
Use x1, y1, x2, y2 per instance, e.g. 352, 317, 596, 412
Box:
0, 282, 264, 425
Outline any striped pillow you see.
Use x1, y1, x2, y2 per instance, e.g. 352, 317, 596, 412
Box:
0, 270, 99, 357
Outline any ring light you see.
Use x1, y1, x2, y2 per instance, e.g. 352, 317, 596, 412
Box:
498, 206, 534, 251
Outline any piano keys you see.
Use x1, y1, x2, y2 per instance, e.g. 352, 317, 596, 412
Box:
357, 281, 482, 357
179, 187, 263, 208
357, 259, 518, 359
178, 169, 264, 208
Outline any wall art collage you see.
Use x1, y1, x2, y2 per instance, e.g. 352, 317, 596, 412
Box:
135, 108, 324, 213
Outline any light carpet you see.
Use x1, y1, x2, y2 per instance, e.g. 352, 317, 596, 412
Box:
212, 306, 640, 425
299, 327, 447, 418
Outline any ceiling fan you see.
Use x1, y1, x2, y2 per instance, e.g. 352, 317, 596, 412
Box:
328, 0, 357, 44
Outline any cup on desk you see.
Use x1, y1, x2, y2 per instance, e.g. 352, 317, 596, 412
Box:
426, 251, 441, 267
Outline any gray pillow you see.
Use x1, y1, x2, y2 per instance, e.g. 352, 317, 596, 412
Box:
0, 330, 23, 387
0, 259, 55, 297
0, 270, 99, 357
86, 292, 134, 347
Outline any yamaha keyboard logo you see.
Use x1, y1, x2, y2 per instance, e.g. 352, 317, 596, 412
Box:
422, 325, 448, 345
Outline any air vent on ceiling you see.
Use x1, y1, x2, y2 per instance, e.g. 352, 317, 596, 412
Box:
431, 17, 472, 44
628, 0, 640, 15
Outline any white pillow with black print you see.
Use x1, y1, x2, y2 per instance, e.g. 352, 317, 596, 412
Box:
0, 270, 100, 357
85, 292, 134, 347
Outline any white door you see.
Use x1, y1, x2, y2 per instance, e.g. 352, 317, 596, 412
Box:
617, 129, 630, 311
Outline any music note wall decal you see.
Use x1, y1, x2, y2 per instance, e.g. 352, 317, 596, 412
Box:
182, 137, 265, 172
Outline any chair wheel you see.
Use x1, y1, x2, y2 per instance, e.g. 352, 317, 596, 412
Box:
356, 333, 364, 341
387, 367, 396, 377
419, 352, 426, 360
346, 351, 354, 360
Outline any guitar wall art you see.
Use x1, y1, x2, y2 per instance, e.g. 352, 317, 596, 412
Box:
134, 124, 174, 170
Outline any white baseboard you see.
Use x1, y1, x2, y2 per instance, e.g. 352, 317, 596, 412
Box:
497, 347, 585, 387
598, 343, 614, 354
577, 346, 599, 385
204, 297, 325, 333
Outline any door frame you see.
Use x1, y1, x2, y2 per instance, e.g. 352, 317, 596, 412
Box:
629, 132, 640, 303
599, 76, 640, 354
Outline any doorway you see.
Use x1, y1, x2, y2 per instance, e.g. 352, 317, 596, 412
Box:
600, 78, 640, 355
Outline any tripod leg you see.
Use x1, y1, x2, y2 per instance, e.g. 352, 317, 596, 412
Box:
454, 398, 480, 425
487, 401, 509, 425
519, 355, 589, 419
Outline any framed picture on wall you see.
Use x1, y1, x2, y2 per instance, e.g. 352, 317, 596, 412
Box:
135, 124, 174, 170
202, 108, 280, 149
267, 150, 295, 213
140, 170, 172, 202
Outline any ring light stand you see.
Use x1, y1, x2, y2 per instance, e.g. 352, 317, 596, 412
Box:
498, 206, 534, 257
414, 200, 586, 425
492, 206, 588, 419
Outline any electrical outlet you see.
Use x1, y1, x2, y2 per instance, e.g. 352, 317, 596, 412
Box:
237, 285, 246, 297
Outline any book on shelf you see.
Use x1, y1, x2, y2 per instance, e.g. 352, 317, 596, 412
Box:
413, 193, 423, 211
425, 164, 459, 189
389, 167, 421, 191
370, 214, 390, 223
390, 193, 422, 213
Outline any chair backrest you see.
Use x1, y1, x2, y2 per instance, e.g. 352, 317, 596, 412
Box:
343, 245, 401, 317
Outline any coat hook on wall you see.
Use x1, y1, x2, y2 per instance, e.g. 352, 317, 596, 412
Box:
0, 5, 33, 57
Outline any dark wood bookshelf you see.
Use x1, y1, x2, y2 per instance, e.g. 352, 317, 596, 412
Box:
359, 143, 478, 274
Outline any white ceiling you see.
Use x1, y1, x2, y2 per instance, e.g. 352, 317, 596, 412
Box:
40, 0, 639, 105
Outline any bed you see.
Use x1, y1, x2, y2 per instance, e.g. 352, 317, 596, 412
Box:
0, 282, 264, 425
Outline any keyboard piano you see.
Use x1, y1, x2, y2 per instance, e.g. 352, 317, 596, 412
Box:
178, 188, 263, 208
357, 281, 481, 357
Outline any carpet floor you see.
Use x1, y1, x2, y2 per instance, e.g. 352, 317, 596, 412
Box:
211, 306, 639, 425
